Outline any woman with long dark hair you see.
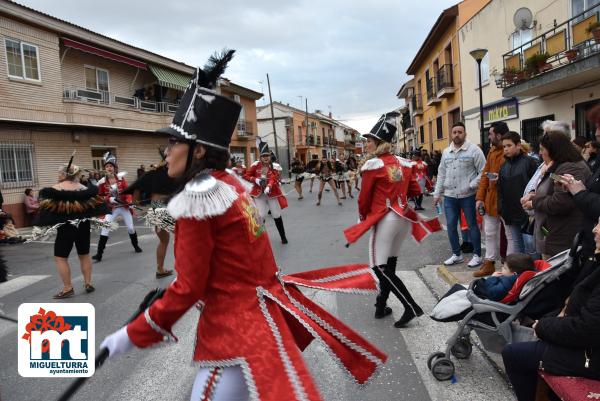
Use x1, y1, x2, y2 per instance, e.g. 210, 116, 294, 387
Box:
100, 51, 386, 401
531, 130, 591, 259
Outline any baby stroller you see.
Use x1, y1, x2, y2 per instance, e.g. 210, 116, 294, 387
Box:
428, 237, 581, 381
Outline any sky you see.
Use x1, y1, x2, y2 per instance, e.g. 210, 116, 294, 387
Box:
17, 0, 457, 133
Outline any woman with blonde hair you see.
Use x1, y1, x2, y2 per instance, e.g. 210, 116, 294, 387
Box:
344, 113, 442, 327
34, 160, 107, 298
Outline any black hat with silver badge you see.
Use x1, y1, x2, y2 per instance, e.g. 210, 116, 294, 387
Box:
363, 112, 400, 143
157, 49, 242, 150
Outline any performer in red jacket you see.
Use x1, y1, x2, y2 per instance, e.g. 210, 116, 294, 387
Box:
344, 113, 442, 328
243, 140, 289, 244
412, 151, 428, 210
92, 152, 142, 262
100, 51, 386, 401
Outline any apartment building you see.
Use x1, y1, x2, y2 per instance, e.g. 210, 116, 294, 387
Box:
404, 0, 490, 152
0, 0, 261, 226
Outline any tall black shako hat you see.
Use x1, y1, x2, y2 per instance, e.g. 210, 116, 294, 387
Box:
363, 112, 400, 143
103, 151, 117, 168
257, 137, 271, 156
156, 49, 241, 150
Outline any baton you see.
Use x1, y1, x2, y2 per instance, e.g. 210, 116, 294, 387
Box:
56, 288, 165, 401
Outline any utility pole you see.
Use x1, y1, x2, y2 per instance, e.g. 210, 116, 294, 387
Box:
266, 73, 280, 163
305, 98, 310, 158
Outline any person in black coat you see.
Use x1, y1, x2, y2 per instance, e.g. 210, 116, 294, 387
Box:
501, 220, 600, 401
497, 132, 538, 255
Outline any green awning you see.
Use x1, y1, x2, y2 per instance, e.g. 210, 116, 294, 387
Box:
149, 65, 191, 91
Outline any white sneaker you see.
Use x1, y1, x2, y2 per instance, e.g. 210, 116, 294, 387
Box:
467, 255, 482, 267
444, 254, 464, 266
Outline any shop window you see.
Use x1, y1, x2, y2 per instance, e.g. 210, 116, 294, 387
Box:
4, 38, 40, 81
0, 142, 35, 187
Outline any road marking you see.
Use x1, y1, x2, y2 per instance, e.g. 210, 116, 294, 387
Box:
0, 275, 51, 298
386, 271, 513, 401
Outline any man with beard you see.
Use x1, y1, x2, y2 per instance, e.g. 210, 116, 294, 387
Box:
434, 122, 486, 269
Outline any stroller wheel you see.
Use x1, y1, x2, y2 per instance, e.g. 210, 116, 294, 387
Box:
427, 351, 446, 370
431, 357, 455, 381
451, 338, 473, 359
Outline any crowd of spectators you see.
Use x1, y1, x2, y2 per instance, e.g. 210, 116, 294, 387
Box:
432, 105, 600, 400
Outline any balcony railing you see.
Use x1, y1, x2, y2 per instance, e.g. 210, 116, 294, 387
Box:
436, 64, 455, 94
426, 78, 437, 100
497, 2, 600, 89
63, 85, 179, 114
411, 93, 423, 114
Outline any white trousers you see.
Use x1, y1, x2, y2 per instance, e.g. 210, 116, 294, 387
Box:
369, 211, 412, 266
100, 207, 135, 236
190, 367, 249, 401
254, 194, 282, 219
482, 214, 502, 261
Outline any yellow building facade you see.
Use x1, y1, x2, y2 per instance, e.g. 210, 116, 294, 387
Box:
406, 0, 490, 152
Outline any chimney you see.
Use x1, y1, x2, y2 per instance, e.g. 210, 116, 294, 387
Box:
328, 111, 332, 118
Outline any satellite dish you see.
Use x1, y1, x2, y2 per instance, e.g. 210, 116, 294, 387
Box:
513, 7, 533, 30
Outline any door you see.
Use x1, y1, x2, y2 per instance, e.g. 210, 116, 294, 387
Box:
521, 115, 555, 148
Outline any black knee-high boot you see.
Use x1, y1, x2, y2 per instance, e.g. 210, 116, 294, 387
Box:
374, 263, 424, 327
373, 257, 398, 318
92, 235, 108, 262
416, 194, 424, 210
273, 217, 288, 244
129, 232, 143, 253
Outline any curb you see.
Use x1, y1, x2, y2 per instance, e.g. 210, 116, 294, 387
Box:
436, 265, 460, 285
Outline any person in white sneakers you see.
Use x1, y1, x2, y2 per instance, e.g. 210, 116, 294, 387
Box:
433, 122, 486, 268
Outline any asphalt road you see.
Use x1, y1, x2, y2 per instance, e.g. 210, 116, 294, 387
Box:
0, 181, 514, 401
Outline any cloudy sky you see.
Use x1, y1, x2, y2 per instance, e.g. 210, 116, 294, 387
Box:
18, 0, 456, 133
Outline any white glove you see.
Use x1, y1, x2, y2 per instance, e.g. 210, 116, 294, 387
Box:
109, 197, 118, 204
264, 186, 271, 196
255, 178, 262, 186
100, 326, 134, 359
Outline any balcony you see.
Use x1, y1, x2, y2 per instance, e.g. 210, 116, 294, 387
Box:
426, 78, 441, 106
497, 3, 600, 97
236, 119, 253, 139
63, 85, 179, 114
411, 93, 423, 116
436, 64, 455, 97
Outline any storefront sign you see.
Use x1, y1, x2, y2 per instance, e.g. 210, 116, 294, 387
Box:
483, 98, 518, 124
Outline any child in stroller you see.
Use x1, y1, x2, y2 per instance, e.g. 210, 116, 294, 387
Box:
427, 244, 577, 381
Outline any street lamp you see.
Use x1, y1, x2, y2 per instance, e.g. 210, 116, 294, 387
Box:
470, 48, 488, 151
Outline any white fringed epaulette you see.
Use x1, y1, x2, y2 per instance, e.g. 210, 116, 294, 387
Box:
395, 156, 415, 168
97, 177, 106, 185
272, 163, 282, 171
361, 157, 384, 172
117, 171, 127, 179
167, 174, 239, 220
226, 169, 254, 192
251, 160, 260, 167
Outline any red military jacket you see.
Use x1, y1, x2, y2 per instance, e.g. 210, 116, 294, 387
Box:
97, 174, 133, 211
413, 160, 427, 179
344, 153, 441, 244
243, 161, 288, 209
127, 170, 386, 401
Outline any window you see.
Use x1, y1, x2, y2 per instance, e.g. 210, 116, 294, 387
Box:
474, 53, 490, 86
419, 126, 425, 144
84, 66, 109, 92
436, 116, 444, 139
0, 143, 35, 187
572, 0, 600, 20
511, 29, 533, 50
4, 38, 40, 81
